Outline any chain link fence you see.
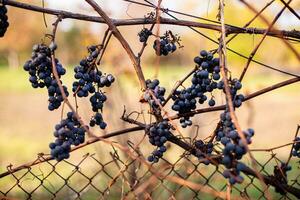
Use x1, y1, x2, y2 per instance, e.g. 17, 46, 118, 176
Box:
1, 136, 299, 199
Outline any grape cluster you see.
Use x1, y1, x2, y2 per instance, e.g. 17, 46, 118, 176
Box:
194, 140, 213, 165
23, 44, 68, 111
147, 121, 172, 163
72, 45, 115, 129
222, 162, 247, 185
90, 111, 107, 129
72, 45, 114, 97
144, 79, 166, 110
89, 91, 107, 129
227, 78, 244, 108
172, 50, 222, 127
0, 4, 9, 37
138, 28, 152, 42
292, 136, 300, 158
90, 91, 107, 112
218, 116, 254, 184
273, 162, 292, 194
153, 38, 177, 56
49, 112, 86, 161
215, 79, 254, 184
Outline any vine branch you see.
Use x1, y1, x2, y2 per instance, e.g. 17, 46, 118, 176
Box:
2, 0, 300, 40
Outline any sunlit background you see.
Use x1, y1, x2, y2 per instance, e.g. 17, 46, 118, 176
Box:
0, 0, 299, 172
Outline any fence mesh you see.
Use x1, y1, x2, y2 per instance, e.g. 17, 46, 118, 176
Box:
1, 136, 299, 199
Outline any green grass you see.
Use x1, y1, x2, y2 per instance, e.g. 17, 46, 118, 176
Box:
0, 67, 31, 92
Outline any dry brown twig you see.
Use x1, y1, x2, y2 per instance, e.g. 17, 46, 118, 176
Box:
239, 0, 298, 81
1, 0, 299, 40
218, 1, 271, 199
239, 0, 300, 63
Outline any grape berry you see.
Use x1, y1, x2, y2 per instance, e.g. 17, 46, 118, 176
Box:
153, 38, 177, 56
144, 79, 166, 110
215, 78, 254, 184
222, 162, 247, 185
138, 28, 152, 42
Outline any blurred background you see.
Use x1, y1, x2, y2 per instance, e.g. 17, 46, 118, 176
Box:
0, 0, 300, 171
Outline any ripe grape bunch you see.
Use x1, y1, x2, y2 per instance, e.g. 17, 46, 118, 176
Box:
273, 162, 292, 194
172, 50, 222, 128
153, 31, 178, 56
144, 79, 166, 110
72, 45, 115, 129
215, 78, 254, 184
292, 136, 300, 158
222, 162, 247, 185
194, 140, 213, 165
138, 28, 152, 42
49, 112, 86, 161
23, 43, 69, 111
147, 120, 172, 163
0, 3, 9, 37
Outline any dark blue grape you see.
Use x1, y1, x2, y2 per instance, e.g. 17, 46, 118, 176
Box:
153, 36, 177, 56
213, 77, 253, 185
147, 120, 172, 163
208, 99, 215, 107
145, 79, 166, 110
72, 45, 115, 130
138, 28, 152, 42
90, 112, 107, 129
194, 140, 213, 164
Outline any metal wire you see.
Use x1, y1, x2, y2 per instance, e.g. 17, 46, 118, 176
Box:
0, 138, 299, 200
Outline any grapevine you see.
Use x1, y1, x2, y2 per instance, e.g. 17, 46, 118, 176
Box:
0, 0, 299, 199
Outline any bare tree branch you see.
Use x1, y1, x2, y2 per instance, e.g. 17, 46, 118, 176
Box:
3, 0, 300, 40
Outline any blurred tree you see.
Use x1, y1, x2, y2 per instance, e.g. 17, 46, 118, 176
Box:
0, 5, 45, 69
56, 25, 93, 65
